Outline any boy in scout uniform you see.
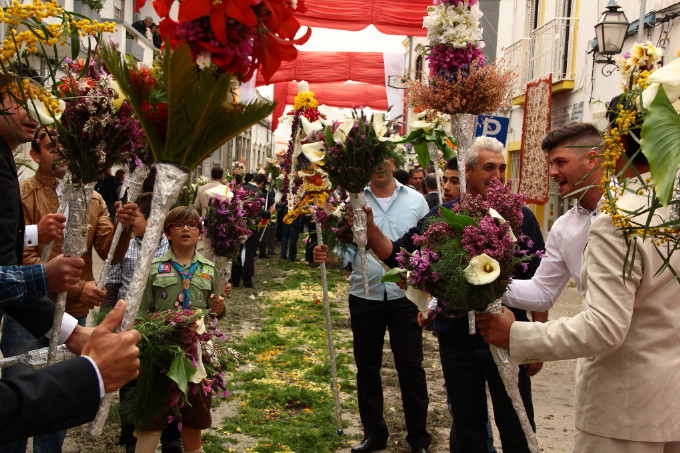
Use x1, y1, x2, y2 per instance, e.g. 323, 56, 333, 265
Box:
137, 206, 226, 453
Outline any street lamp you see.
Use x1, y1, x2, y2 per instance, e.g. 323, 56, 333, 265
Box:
594, 0, 629, 66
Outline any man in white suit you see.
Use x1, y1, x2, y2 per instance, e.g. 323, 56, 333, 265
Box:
478, 125, 680, 452
194, 166, 224, 215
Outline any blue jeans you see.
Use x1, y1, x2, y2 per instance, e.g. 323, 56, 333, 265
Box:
0, 314, 86, 452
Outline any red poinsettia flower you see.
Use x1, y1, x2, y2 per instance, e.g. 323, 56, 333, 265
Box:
177, 0, 259, 45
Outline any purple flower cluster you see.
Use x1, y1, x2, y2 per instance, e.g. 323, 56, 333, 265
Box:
460, 216, 515, 263
427, 43, 484, 79
484, 178, 525, 232
396, 248, 441, 286
202, 184, 263, 257
434, 0, 478, 5
412, 221, 455, 249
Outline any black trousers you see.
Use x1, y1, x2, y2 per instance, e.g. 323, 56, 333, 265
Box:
438, 337, 535, 453
349, 295, 431, 449
231, 231, 259, 284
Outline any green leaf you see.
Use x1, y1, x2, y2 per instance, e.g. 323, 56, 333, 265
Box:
640, 84, 680, 206
414, 142, 430, 169
439, 206, 477, 231
69, 22, 80, 59
167, 354, 196, 396
378, 267, 406, 283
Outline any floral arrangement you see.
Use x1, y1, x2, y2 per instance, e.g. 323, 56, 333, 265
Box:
381, 179, 535, 315
399, 109, 456, 169
54, 57, 147, 185
405, 0, 514, 115
121, 309, 239, 428
598, 43, 680, 277
313, 193, 353, 253
322, 110, 401, 193
0, 1, 115, 130
202, 184, 264, 258
614, 41, 662, 91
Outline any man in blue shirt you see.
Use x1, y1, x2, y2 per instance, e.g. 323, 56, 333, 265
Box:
314, 158, 432, 453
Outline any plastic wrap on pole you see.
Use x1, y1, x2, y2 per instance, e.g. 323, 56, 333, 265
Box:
348, 191, 369, 296
89, 162, 188, 436
41, 173, 74, 263
213, 256, 232, 298
48, 184, 94, 364
427, 141, 444, 205
314, 218, 344, 435
450, 113, 477, 195
97, 165, 149, 289
486, 300, 540, 453
0, 344, 73, 369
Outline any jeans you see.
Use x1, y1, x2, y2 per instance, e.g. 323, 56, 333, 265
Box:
438, 337, 534, 453
279, 217, 301, 260
349, 295, 431, 450
0, 316, 69, 453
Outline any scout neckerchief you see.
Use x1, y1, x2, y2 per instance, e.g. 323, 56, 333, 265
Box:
169, 260, 200, 309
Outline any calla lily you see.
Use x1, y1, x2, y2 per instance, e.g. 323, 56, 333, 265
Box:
331, 202, 346, 218
205, 184, 233, 200
641, 58, 680, 110
373, 113, 392, 142
488, 208, 517, 242
300, 115, 324, 137
463, 253, 501, 285
410, 119, 433, 132
300, 141, 325, 163
26, 98, 65, 125
189, 318, 208, 383
333, 119, 355, 142
406, 284, 431, 313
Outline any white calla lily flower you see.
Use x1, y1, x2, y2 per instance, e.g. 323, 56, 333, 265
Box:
641, 58, 680, 109
300, 141, 325, 163
410, 119, 433, 131
333, 119, 355, 142
331, 202, 346, 218
406, 284, 431, 313
26, 98, 64, 125
300, 115, 324, 137
205, 184, 233, 200
463, 253, 501, 285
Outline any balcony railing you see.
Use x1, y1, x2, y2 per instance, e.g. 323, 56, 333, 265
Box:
502, 17, 578, 99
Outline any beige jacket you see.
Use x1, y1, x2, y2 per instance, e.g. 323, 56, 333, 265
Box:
21, 171, 132, 318
510, 173, 680, 442
194, 180, 222, 215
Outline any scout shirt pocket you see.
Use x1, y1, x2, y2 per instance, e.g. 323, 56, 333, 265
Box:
151, 272, 182, 311
190, 271, 213, 309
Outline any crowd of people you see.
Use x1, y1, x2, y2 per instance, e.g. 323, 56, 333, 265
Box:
0, 56, 679, 453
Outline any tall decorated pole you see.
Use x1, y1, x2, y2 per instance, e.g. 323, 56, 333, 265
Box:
279, 82, 344, 434
90, 0, 309, 434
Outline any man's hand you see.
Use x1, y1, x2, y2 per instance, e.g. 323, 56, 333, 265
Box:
417, 309, 435, 328
65, 325, 94, 355
223, 282, 232, 298
114, 201, 138, 227
476, 306, 516, 349
81, 300, 141, 393
45, 254, 84, 293
37, 213, 66, 243
312, 244, 328, 264
210, 293, 225, 317
79, 281, 106, 309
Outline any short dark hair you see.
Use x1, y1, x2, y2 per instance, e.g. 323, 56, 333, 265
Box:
445, 158, 458, 171
411, 168, 426, 177
163, 206, 202, 234
244, 173, 254, 183
210, 166, 224, 180
541, 122, 602, 153
115, 169, 125, 178
253, 173, 267, 185
606, 95, 647, 165
424, 173, 438, 190
135, 192, 153, 218
393, 169, 410, 185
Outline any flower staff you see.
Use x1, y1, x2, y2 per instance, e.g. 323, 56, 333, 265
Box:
279, 84, 344, 433
91, 0, 308, 434
323, 111, 401, 295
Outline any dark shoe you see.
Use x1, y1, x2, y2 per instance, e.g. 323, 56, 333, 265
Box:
244, 280, 254, 288
161, 440, 183, 453
290, 258, 300, 262
411, 448, 429, 453
351, 437, 387, 453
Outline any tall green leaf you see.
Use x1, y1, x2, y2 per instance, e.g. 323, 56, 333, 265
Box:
640, 85, 680, 206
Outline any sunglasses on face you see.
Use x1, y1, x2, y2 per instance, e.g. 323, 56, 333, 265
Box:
170, 221, 199, 230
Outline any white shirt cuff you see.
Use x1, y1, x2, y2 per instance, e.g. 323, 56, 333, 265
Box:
81, 355, 105, 398
24, 224, 38, 247
44, 314, 78, 344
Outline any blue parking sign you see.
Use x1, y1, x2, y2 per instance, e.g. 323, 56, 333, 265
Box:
475, 115, 510, 146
